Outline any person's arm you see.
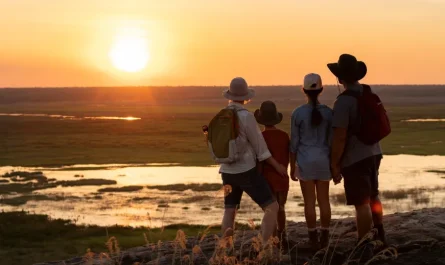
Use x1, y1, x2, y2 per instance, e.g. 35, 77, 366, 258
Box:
244, 114, 288, 177
331, 128, 347, 182
290, 152, 297, 181
264, 156, 288, 178
330, 97, 351, 183
289, 110, 300, 181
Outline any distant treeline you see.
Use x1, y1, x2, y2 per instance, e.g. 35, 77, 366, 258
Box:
0, 85, 444, 104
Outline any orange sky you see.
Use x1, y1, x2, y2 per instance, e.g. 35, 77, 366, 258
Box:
1, 0, 445, 87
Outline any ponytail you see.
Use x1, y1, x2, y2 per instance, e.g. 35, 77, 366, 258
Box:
304, 89, 323, 127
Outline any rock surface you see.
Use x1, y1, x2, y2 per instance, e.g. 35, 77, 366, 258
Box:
35, 208, 445, 265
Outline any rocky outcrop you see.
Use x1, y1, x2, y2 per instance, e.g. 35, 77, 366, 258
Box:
35, 208, 445, 265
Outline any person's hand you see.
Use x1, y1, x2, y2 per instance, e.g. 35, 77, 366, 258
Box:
290, 167, 296, 181
291, 166, 300, 182
331, 163, 342, 185
275, 164, 289, 178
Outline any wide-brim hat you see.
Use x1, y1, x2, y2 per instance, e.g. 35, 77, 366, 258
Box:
223, 77, 255, 101
254, 101, 283, 126
327, 54, 367, 82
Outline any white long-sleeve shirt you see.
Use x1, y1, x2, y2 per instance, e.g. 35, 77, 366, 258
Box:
219, 102, 272, 174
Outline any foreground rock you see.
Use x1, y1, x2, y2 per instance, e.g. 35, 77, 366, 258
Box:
35, 208, 445, 265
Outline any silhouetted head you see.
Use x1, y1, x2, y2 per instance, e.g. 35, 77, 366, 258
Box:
223, 77, 255, 104
302, 73, 324, 127
327, 54, 367, 86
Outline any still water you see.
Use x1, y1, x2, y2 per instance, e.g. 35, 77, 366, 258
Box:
1, 155, 444, 228
0, 113, 141, 121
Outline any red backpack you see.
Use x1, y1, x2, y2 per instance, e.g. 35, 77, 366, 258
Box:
339, 84, 391, 145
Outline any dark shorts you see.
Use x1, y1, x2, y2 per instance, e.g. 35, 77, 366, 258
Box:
341, 155, 382, 206
273, 191, 288, 211
222, 167, 276, 209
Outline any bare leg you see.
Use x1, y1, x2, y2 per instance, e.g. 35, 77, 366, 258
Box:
261, 201, 279, 245
277, 205, 286, 234
370, 196, 386, 243
355, 204, 373, 240
221, 208, 236, 237
315, 180, 331, 229
370, 196, 383, 226
300, 180, 317, 229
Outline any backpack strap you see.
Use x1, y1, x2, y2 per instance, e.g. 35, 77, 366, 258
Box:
361, 84, 372, 94
335, 85, 371, 136
336, 84, 372, 99
226, 105, 248, 113
337, 89, 360, 99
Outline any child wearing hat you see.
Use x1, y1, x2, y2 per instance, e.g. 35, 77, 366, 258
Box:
255, 101, 290, 247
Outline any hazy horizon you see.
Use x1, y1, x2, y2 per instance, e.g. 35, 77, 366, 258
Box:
2, 84, 445, 89
2, 0, 445, 87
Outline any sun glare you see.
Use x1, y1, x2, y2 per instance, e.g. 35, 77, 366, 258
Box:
109, 28, 150, 73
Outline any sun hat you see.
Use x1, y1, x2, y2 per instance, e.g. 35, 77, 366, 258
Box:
327, 54, 367, 82
303, 73, 323, 91
223, 77, 255, 101
254, 101, 283, 126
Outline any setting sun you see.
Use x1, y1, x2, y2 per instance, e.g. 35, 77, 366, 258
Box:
109, 29, 150, 73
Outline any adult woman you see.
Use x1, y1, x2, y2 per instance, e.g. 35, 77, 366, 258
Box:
290, 73, 333, 249
216, 77, 288, 246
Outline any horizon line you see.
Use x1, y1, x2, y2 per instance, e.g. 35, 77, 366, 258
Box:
1, 84, 445, 89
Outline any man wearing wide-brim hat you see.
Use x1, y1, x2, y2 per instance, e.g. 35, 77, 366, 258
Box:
328, 54, 386, 245
219, 77, 289, 247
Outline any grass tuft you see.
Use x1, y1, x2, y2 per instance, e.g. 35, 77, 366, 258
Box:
427, 169, 445, 175
0, 211, 220, 265
147, 183, 222, 192
98, 185, 143, 193
0, 194, 80, 206
0, 175, 117, 194
173, 195, 213, 204
331, 193, 347, 204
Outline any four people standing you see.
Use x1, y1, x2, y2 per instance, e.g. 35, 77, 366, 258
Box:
209, 53, 388, 252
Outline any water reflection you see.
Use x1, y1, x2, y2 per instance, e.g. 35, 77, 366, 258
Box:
83, 116, 141, 121
0, 113, 141, 121
1, 155, 444, 228
402, 119, 445, 122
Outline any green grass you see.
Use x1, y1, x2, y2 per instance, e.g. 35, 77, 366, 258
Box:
0, 173, 117, 194
332, 186, 445, 205
1, 171, 47, 183
1, 97, 445, 167
0, 211, 222, 265
0, 194, 80, 206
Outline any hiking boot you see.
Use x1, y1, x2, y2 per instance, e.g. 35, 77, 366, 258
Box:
374, 224, 387, 246
277, 230, 288, 249
320, 229, 330, 249
308, 230, 320, 251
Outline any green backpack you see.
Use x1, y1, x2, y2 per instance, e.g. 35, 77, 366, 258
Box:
207, 107, 245, 164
